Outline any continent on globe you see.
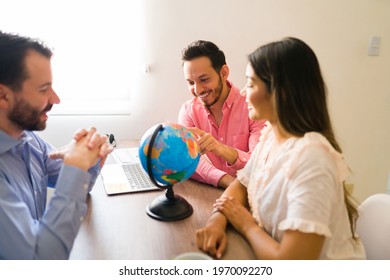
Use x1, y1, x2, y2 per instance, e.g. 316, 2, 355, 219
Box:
139, 123, 200, 186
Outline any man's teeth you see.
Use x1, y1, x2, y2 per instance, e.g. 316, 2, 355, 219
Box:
199, 91, 211, 98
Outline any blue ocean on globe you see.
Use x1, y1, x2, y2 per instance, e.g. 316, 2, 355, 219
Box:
138, 123, 200, 186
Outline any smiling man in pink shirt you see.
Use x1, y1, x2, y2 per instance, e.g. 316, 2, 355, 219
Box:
178, 40, 265, 188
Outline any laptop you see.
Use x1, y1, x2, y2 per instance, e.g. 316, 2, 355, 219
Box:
101, 147, 161, 195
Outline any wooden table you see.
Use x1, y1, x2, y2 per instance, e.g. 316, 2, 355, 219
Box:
69, 142, 256, 260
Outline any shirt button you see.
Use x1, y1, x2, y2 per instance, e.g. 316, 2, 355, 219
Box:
220, 137, 223, 141
80, 216, 84, 222
83, 184, 88, 190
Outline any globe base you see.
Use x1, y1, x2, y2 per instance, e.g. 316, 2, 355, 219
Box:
146, 192, 193, 221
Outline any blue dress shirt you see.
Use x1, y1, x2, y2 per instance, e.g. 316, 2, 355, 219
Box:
0, 130, 100, 259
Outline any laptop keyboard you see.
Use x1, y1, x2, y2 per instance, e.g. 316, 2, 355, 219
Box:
122, 163, 157, 190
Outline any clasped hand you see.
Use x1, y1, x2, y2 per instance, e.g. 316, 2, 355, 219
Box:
196, 196, 258, 259
49, 127, 113, 171
214, 196, 258, 234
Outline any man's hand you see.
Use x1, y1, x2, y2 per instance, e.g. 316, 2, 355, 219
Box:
49, 127, 113, 170
189, 127, 238, 165
189, 127, 222, 155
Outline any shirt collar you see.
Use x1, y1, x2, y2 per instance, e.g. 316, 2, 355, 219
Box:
224, 80, 238, 109
0, 130, 32, 155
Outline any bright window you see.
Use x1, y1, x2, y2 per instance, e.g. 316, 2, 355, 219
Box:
1, 0, 144, 115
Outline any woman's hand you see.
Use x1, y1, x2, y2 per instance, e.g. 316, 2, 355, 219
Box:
195, 180, 249, 259
214, 196, 259, 235
195, 219, 227, 259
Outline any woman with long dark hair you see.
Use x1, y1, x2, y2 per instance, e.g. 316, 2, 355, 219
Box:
195, 37, 366, 259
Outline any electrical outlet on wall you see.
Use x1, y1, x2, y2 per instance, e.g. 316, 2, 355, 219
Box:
368, 36, 381, 56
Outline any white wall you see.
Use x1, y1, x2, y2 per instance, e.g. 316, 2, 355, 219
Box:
37, 0, 390, 202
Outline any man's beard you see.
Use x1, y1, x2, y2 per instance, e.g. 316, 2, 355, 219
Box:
8, 98, 52, 131
201, 77, 224, 108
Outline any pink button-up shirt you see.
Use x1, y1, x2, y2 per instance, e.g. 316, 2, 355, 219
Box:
178, 81, 265, 187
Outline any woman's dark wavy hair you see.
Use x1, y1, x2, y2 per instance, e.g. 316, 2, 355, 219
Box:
0, 31, 52, 91
248, 37, 358, 238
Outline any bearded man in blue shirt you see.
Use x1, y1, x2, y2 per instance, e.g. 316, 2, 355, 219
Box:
0, 31, 112, 259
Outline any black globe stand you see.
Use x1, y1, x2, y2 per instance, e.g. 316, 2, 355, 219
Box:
145, 124, 193, 221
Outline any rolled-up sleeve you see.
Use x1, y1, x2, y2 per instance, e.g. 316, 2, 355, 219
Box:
228, 119, 264, 170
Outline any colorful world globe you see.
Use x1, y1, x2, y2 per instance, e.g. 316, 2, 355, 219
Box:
138, 123, 200, 186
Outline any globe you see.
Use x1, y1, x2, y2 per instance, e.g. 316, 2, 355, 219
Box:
138, 122, 200, 186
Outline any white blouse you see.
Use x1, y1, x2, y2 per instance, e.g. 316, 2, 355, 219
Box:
237, 123, 366, 259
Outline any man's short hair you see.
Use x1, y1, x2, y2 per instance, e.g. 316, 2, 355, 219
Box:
181, 40, 226, 73
0, 31, 52, 91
